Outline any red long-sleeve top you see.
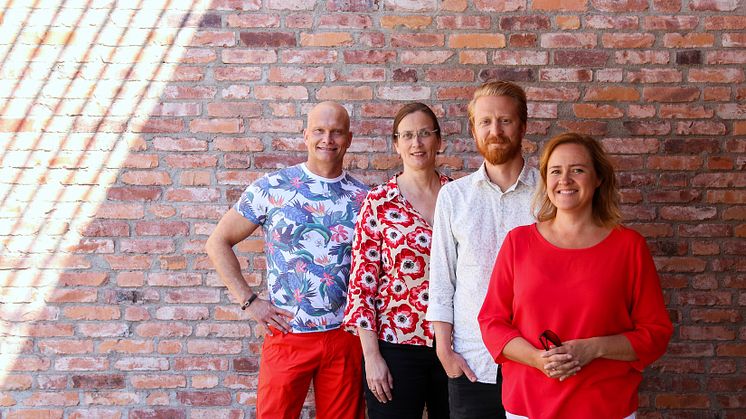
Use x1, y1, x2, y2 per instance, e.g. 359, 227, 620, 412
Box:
479, 224, 672, 418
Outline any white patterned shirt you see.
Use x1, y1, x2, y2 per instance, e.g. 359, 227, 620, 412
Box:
426, 161, 538, 383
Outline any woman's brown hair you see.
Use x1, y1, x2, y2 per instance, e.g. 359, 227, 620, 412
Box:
533, 132, 622, 228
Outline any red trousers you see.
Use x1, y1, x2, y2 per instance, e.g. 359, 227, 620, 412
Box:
257, 327, 364, 419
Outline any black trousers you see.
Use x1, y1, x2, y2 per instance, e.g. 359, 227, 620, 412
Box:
447, 367, 507, 419
363, 341, 449, 419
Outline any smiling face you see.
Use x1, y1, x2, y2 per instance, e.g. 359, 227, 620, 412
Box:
546, 142, 602, 216
471, 95, 526, 166
394, 110, 441, 173
303, 102, 352, 178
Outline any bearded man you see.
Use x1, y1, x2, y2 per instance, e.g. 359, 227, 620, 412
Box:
426, 81, 539, 419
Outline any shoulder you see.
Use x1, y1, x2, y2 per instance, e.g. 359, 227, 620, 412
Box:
343, 172, 370, 191
613, 225, 648, 246
439, 172, 476, 194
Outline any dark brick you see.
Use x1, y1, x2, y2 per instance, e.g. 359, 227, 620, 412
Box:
554, 50, 610, 67
72, 374, 125, 389
662, 139, 720, 154
499, 15, 551, 31
676, 50, 702, 65
239, 32, 296, 47
393, 68, 417, 82
233, 357, 260, 372
479, 68, 534, 82
199, 14, 222, 28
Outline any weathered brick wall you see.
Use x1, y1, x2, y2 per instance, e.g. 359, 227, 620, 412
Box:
0, 0, 743, 417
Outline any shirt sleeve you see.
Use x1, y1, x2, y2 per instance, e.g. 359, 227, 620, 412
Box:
233, 177, 270, 225
622, 232, 674, 371
478, 230, 522, 363
342, 193, 382, 335
425, 187, 458, 324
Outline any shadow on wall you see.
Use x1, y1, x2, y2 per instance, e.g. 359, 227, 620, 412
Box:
0, 0, 224, 412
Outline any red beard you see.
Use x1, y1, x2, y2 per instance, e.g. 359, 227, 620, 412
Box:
477, 134, 522, 165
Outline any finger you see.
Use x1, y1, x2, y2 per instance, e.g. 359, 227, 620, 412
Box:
461, 363, 477, 382
386, 372, 394, 389
273, 306, 295, 319
267, 316, 291, 333
381, 384, 393, 401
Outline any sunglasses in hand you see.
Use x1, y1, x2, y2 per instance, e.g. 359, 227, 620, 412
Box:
539, 329, 563, 351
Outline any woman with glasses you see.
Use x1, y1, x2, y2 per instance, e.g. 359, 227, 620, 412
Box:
343, 103, 450, 419
478, 133, 672, 418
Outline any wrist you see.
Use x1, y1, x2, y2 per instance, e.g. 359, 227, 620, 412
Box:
240, 293, 258, 310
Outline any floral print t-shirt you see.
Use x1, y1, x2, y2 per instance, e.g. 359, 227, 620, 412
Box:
342, 173, 450, 346
235, 164, 368, 333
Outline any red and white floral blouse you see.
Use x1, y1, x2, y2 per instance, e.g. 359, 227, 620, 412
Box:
342, 173, 450, 347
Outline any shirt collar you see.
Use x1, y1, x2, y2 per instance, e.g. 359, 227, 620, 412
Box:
471, 159, 536, 190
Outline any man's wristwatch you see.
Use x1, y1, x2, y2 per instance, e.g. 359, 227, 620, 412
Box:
240, 294, 258, 310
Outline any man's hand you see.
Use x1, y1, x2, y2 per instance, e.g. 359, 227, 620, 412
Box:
246, 298, 294, 335
436, 347, 477, 382
364, 353, 393, 403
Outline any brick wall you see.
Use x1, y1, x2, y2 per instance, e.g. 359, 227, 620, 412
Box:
0, 0, 743, 417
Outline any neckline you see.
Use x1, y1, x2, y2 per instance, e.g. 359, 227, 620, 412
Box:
531, 223, 617, 251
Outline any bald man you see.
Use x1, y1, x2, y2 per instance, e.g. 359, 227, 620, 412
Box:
207, 102, 368, 418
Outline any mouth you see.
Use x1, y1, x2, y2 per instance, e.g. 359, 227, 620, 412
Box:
410, 151, 426, 157
556, 189, 577, 195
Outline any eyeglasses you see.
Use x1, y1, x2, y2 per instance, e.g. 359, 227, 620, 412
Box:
395, 129, 439, 141
539, 329, 562, 351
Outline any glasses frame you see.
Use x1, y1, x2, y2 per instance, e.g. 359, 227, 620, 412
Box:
539, 329, 562, 351
395, 128, 439, 141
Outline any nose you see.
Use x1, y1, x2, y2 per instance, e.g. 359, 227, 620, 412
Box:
490, 121, 503, 136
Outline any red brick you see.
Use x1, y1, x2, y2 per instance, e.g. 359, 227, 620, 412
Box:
131, 375, 186, 389
585, 87, 640, 101
189, 119, 242, 134
437, 15, 490, 29
643, 87, 699, 102
623, 121, 671, 136
300, 32, 353, 47
493, 51, 548, 66
473, 0, 525, 11
7, 410, 63, 419
226, 14, 280, 28
268, 67, 325, 83
165, 155, 218, 169
221, 49, 277, 64
317, 13, 372, 28
425, 67, 474, 82
660, 105, 714, 119
190, 31, 235, 47
400, 51, 454, 64
539, 68, 592, 82
540, 33, 596, 48
573, 104, 624, 118
663, 33, 715, 48
176, 391, 231, 406
675, 121, 727, 136
704, 16, 746, 30
627, 68, 683, 84
153, 137, 208, 151
715, 103, 746, 119
592, 0, 648, 11
377, 86, 431, 101
499, 15, 550, 30
316, 86, 373, 100
383, 15, 433, 29
653, 0, 681, 11
332, 68, 386, 82
601, 33, 655, 48
508, 33, 538, 47
615, 50, 669, 65
643, 15, 699, 30
689, 0, 740, 11
706, 50, 746, 64
689, 68, 745, 83
557, 121, 608, 136
64, 306, 121, 321
391, 33, 445, 48
163, 86, 216, 100
283, 50, 337, 63
239, 32, 295, 47
585, 15, 638, 29
554, 50, 609, 67
449, 33, 506, 48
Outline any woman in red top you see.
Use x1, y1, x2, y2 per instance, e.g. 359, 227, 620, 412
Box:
343, 103, 450, 419
478, 133, 672, 418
